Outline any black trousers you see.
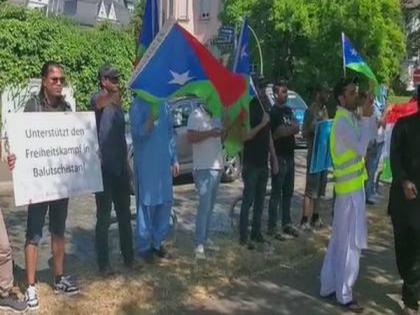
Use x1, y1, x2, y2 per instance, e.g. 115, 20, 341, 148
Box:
268, 156, 295, 231
239, 166, 269, 242
391, 211, 420, 309
95, 171, 133, 269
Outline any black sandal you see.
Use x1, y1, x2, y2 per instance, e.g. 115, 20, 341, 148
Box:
340, 300, 364, 313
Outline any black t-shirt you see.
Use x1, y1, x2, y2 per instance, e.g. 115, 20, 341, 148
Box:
270, 104, 295, 158
243, 98, 270, 167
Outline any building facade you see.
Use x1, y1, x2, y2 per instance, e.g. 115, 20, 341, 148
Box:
160, 0, 222, 44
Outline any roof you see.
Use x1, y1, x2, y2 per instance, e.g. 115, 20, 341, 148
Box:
62, 0, 130, 27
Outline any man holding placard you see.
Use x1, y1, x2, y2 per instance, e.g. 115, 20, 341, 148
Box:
8, 62, 79, 310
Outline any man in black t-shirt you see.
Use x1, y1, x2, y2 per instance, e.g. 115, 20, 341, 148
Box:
239, 81, 279, 249
268, 80, 300, 239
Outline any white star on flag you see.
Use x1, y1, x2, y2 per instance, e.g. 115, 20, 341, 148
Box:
169, 70, 193, 86
241, 44, 248, 59
350, 49, 358, 56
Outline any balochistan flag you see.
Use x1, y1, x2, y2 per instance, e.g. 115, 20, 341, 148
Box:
129, 22, 248, 156
137, 0, 159, 58
342, 33, 378, 85
380, 98, 418, 183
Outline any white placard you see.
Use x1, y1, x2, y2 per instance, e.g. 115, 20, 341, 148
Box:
6, 112, 103, 206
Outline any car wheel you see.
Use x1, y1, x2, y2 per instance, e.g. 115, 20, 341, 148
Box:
221, 154, 241, 183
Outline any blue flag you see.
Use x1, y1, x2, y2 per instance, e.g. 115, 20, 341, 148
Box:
138, 0, 159, 57
342, 33, 378, 84
233, 18, 255, 96
310, 120, 333, 174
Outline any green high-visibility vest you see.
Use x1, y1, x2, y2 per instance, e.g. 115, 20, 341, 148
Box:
330, 108, 367, 196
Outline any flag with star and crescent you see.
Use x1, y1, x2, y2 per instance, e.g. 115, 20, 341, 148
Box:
129, 22, 249, 156
342, 33, 378, 85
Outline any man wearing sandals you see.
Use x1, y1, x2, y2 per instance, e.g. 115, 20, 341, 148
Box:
320, 78, 374, 313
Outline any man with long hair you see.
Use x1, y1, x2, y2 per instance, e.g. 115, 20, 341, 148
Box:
7, 62, 79, 310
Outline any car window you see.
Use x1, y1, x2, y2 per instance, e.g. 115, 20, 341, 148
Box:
287, 94, 307, 110
171, 101, 194, 128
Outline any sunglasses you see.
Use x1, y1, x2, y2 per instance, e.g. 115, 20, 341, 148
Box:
50, 77, 66, 84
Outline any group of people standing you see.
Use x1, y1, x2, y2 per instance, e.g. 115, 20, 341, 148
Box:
2, 60, 420, 314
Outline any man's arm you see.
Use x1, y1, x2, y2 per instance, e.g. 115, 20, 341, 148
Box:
187, 129, 220, 143
98, 106, 115, 148
272, 123, 299, 140
390, 120, 408, 183
269, 133, 279, 174
243, 112, 269, 141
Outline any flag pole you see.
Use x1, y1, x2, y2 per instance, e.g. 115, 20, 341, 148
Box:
248, 24, 264, 78
342, 32, 346, 78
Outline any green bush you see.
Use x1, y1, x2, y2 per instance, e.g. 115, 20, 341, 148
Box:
0, 4, 136, 110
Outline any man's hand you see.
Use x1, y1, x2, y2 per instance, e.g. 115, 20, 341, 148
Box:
291, 122, 300, 134
402, 180, 418, 200
210, 128, 223, 138
260, 112, 270, 127
172, 162, 180, 178
362, 94, 374, 117
7, 154, 16, 171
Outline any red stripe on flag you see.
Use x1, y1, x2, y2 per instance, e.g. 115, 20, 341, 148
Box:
176, 25, 246, 108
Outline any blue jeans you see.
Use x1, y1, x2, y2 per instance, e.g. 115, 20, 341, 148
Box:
193, 169, 222, 246
365, 141, 384, 200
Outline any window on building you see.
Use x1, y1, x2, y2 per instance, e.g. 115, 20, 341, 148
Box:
199, 0, 210, 20
177, 0, 188, 21
108, 2, 117, 21
168, 0, 174, 18
97, 1, 107, 20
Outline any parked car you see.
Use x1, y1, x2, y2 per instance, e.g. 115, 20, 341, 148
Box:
265, 84, 308, 147
125, 97, 242, 193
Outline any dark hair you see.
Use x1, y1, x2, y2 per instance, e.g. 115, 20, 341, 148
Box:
273, 80, 288, 93
41, 61, 63, 78
40, 61, 64, 96
333, 78, 356, 102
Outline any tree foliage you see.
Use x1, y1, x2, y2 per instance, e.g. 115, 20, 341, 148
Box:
221, 0, 406, 96
0, 4, 136, 110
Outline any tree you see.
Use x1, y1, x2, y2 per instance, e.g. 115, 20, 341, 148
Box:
221, 0, 406, 96
0, 4, 135, 110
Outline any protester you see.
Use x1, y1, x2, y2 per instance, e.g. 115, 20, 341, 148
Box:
7, 62, 79, 310
186, 102, 225, 259
268, 80, 300, 240
300, 84, 330, 231
91, 65, 134, 275
388, 86, 420, 315
320, 79, 374, 313
0, 156, 28, 313
129, 98, 179, 262
365, 86, 387, 204
238, 79, 279, 249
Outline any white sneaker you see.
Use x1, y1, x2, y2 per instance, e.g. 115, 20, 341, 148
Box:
300, 222, 313, 232
195, 245, 206, 260
25, 285, 39, 310
206, 239, 220, 252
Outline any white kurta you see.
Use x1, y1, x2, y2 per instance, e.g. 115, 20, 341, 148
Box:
320, 107, 374, 304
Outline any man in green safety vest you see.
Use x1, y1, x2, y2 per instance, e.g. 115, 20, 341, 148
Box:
320, 78, 374, 313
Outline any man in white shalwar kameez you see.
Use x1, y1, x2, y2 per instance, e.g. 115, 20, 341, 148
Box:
320, 79, 374, 313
